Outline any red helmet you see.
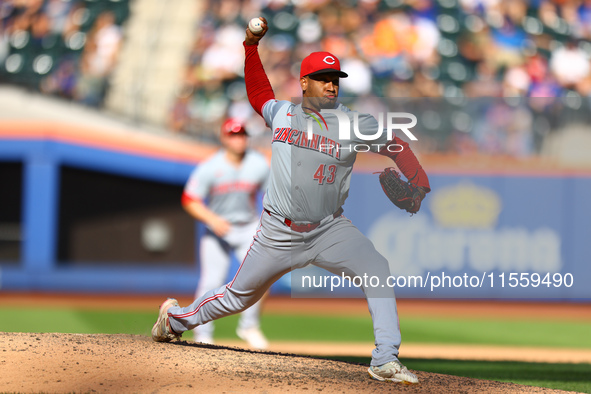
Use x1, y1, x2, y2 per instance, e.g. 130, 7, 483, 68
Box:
221, 118, 247, 135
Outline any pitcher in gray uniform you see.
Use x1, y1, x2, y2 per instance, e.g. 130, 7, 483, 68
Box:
182, 118, 269, 349
153, 18, 430, 384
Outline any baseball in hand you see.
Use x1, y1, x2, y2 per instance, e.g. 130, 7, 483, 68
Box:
248, 17, 264, 34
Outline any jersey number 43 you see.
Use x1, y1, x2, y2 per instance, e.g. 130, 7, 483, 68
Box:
313, 164, 336, 185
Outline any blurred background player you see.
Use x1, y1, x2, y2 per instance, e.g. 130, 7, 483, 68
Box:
181, 118, 270, 349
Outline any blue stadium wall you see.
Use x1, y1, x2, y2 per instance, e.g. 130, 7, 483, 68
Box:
339, 171, 591, 300
0, 135, 201, 294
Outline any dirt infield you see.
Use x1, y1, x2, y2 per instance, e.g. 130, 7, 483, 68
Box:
1, 295, 589, 392
0, 332, 574, 393
212, 340, 591, 364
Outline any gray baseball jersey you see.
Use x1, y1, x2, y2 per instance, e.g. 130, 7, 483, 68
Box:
262, 100, 388, 222
158, 41, 433, 373
168, 101, 405, 366
183, 149, 269, 224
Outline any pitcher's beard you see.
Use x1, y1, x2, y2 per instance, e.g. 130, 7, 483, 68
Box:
304, 96, 338, 111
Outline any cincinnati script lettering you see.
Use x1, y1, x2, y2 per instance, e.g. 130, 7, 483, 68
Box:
211, 181, 258, 195
272, 127, 341, 160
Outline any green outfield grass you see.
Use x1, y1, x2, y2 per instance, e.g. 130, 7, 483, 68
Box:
1, 307, 591, 349
2, 307, 590, 392
326, 356, 591, 393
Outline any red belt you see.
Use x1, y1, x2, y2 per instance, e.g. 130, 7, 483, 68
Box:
265, 208, 343, 233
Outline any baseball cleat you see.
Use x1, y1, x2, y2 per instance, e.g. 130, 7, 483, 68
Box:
368, 360, 419, 384
151, 298, 182, 342
236, 326, 269, 350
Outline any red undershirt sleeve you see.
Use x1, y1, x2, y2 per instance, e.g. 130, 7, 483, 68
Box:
378, 136, 431, 192
181, 191, 202, 207
244, 42, 275, 117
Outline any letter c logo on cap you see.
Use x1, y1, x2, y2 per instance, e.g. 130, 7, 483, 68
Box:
323, 56, 336, 65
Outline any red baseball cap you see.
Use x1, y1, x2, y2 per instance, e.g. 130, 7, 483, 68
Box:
221, 118, 247, 135
299, 51, 348, 79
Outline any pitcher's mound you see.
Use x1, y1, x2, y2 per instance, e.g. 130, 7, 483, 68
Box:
0, 332, 569, 393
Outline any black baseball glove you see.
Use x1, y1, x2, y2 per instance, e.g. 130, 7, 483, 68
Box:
377, 168, 425, 214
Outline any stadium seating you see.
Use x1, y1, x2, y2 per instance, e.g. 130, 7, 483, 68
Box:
1, 0, 590, 159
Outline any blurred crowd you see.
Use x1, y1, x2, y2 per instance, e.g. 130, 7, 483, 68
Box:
0, 0, 128, 106
171, 0, 591, 156
1, 0, 590, 157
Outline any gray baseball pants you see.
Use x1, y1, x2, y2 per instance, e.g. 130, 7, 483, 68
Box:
194, 220, 262, 339
168, 210, 402, 366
